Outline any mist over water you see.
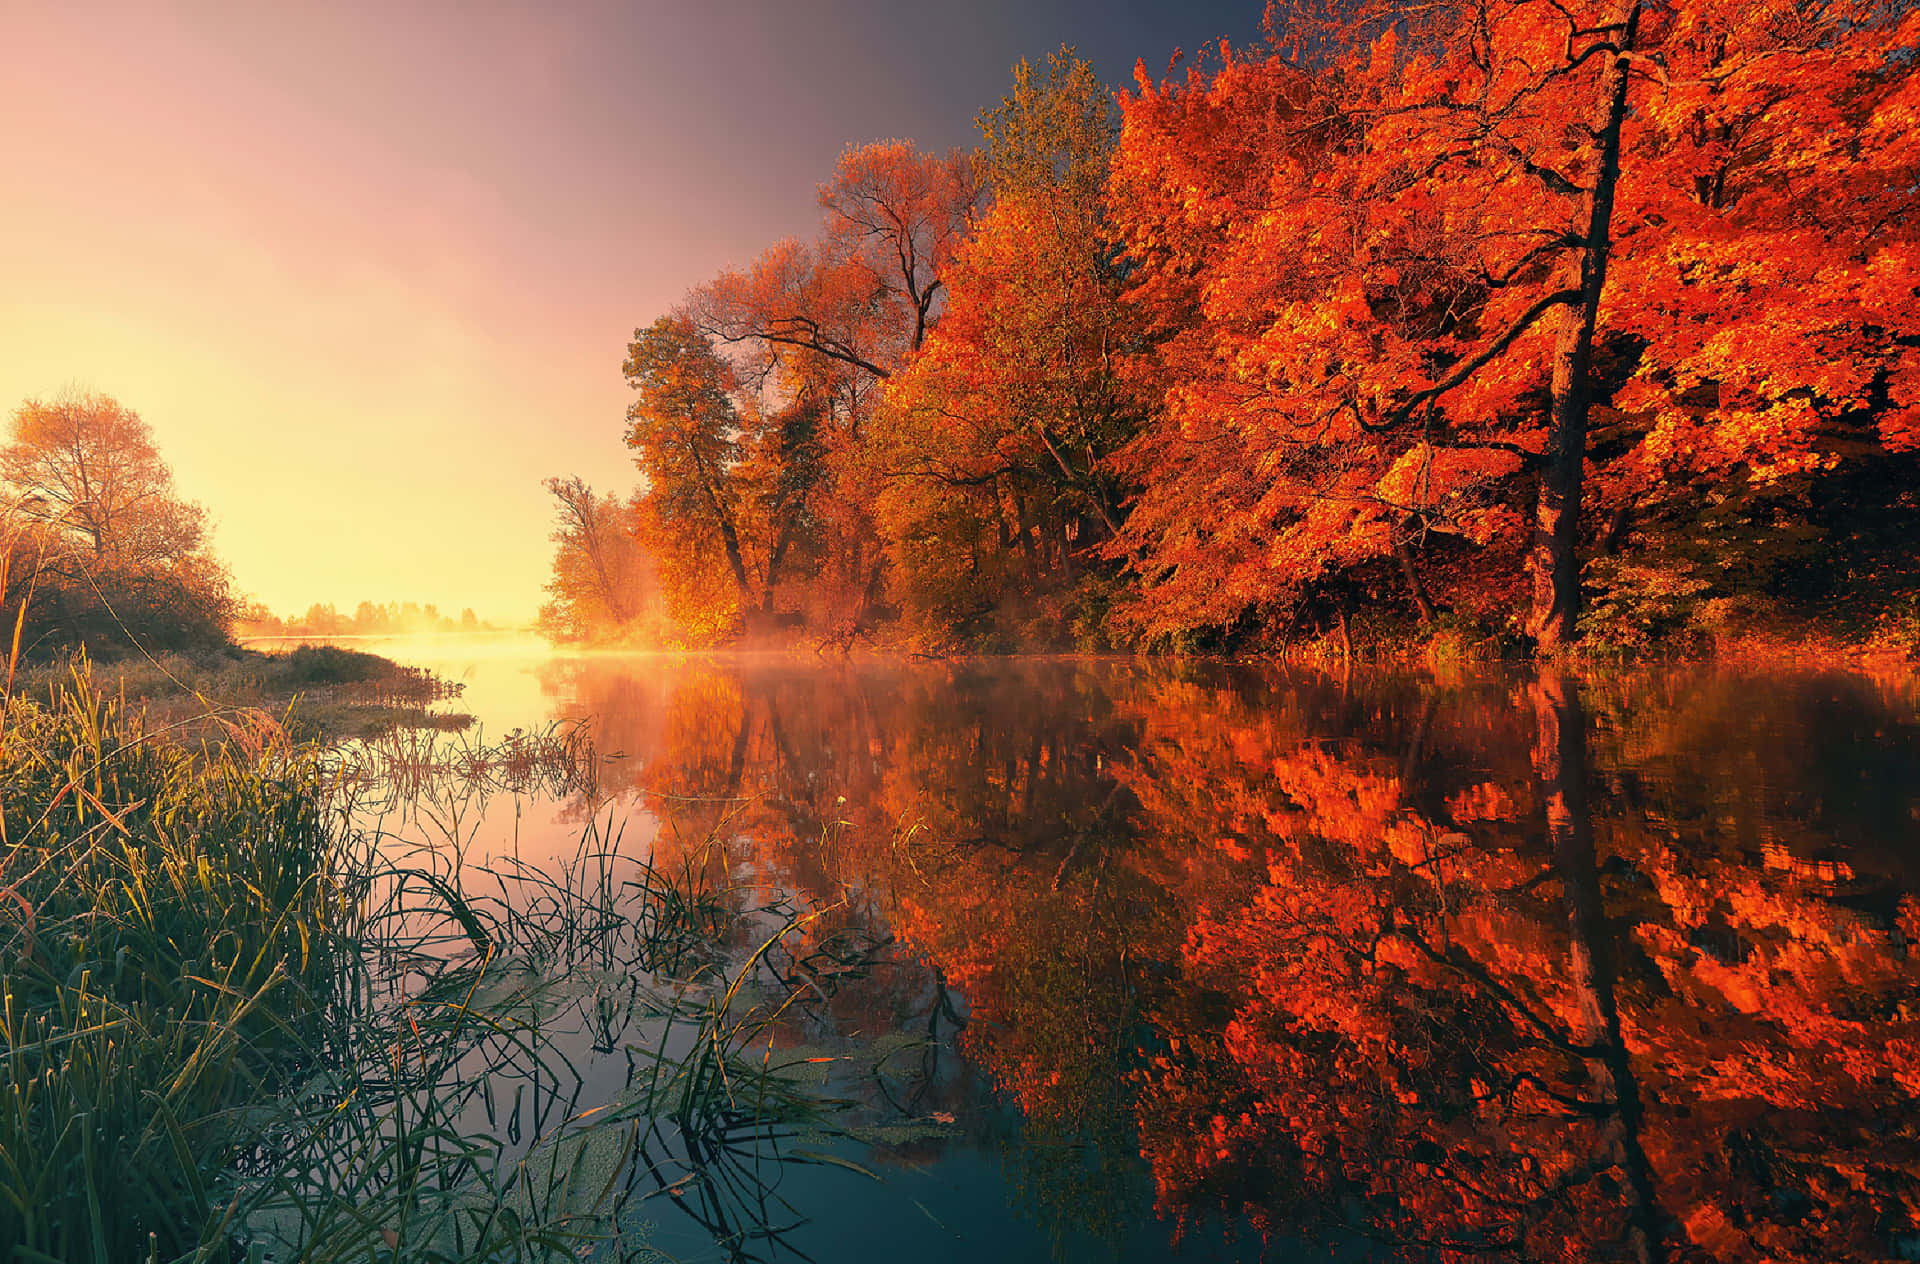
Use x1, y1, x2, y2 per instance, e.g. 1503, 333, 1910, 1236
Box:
356, 643, 1920, 1262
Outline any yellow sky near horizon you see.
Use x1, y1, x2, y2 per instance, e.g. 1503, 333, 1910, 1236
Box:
0, 2, 798, 624
0, 0, 1256, 624
1, 4, 675, 622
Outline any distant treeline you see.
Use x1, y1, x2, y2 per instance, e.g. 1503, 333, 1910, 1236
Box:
238, 600, 501, 640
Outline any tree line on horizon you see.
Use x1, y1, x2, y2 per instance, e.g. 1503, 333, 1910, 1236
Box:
554, 0, 1911, 657
236, 599, 494, 641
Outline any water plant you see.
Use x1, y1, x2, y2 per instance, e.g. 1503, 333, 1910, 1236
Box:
0, 665, 899, 1261
0, 669, 352, 1260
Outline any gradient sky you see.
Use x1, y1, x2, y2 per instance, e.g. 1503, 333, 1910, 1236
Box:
1, 0, 1261, 624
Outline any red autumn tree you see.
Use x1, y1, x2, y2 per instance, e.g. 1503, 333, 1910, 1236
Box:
1108, 0, 1919, 650
682, 142, 980, 638
872, 50, 1142, 644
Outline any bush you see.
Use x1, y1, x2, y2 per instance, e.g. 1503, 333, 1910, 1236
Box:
279, 643, 391, 684
7, 565, 235, 662
1577, 557, 1716, 656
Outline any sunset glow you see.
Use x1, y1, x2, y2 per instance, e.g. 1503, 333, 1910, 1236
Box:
1, 1, 1254, 624
5, 1, 1920, 1255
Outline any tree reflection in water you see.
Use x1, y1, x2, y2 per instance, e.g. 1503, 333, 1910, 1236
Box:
526, 656, 1920, 1262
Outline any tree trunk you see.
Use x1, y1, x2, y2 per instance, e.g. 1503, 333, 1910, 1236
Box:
1014, 498, 1040, 580
1533, 668, 1665, 1264
764, 521, 798, 614
993, 476, 1018, 559
711, 502, 753, 601
1529, 0, 1642, 652
1600, 502, 1633, 555
1395, 537, 1435, 625
1031, 424, 1137, 567
580, 521, 632, 624
688, 443, 753, 603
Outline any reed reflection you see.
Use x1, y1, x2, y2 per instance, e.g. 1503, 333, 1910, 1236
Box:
526, 656, 1920, 1261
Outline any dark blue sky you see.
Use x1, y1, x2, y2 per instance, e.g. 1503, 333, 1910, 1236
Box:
584, 0, 1271, 248
775, 0, 1269, 153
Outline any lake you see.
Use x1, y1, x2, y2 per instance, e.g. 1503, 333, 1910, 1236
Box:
339, 644, 1920, 1263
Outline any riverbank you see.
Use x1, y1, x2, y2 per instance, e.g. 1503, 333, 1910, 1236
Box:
539, 574, 1920, 667
1158, 592, 1920, 673
10, 642, 471, 742
0, 667, 751, 1259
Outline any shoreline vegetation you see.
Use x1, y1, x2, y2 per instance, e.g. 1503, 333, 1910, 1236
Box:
533, 610, 1920, 671
13, 643, 472, 744
0, 664, 869, 1260
537, 7, 1918, 666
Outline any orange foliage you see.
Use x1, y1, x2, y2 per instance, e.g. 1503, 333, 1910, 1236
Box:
1126, 677, 1920, 1261
593, 4, 1918, 652
531, 655, 1920, 1257
1107, 0, 1920, 641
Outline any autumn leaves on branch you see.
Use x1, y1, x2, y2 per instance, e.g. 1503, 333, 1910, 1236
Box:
544, 0, 1920, 654
2, 392, 234, 657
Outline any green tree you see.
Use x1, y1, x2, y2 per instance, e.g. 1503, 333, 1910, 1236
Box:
623, 316, 754, 611
872, 48, 1141, 645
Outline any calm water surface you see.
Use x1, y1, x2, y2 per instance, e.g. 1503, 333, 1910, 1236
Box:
361, 645, 1920, 1263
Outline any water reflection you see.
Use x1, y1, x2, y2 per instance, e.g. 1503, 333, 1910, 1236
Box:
386, 651, 1920, 1261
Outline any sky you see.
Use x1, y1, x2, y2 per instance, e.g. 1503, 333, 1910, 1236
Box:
0, 0, 1263, 624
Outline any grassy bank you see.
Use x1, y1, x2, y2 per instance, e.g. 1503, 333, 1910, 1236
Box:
0, 669, 875, 1261
12, 642, 470, 744
0, 673, 359, 1259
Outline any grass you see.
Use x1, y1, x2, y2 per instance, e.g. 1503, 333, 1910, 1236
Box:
12, 643, 471, 744
0, 669, 353, 1260
0, 665, 896, 1262
336, 720, 601, 828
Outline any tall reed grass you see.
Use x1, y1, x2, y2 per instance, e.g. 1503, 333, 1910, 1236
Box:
0, 669, 352, 1260
1, 666, 897, 1261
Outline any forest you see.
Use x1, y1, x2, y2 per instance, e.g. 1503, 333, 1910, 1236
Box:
542, 0, 1919, 658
